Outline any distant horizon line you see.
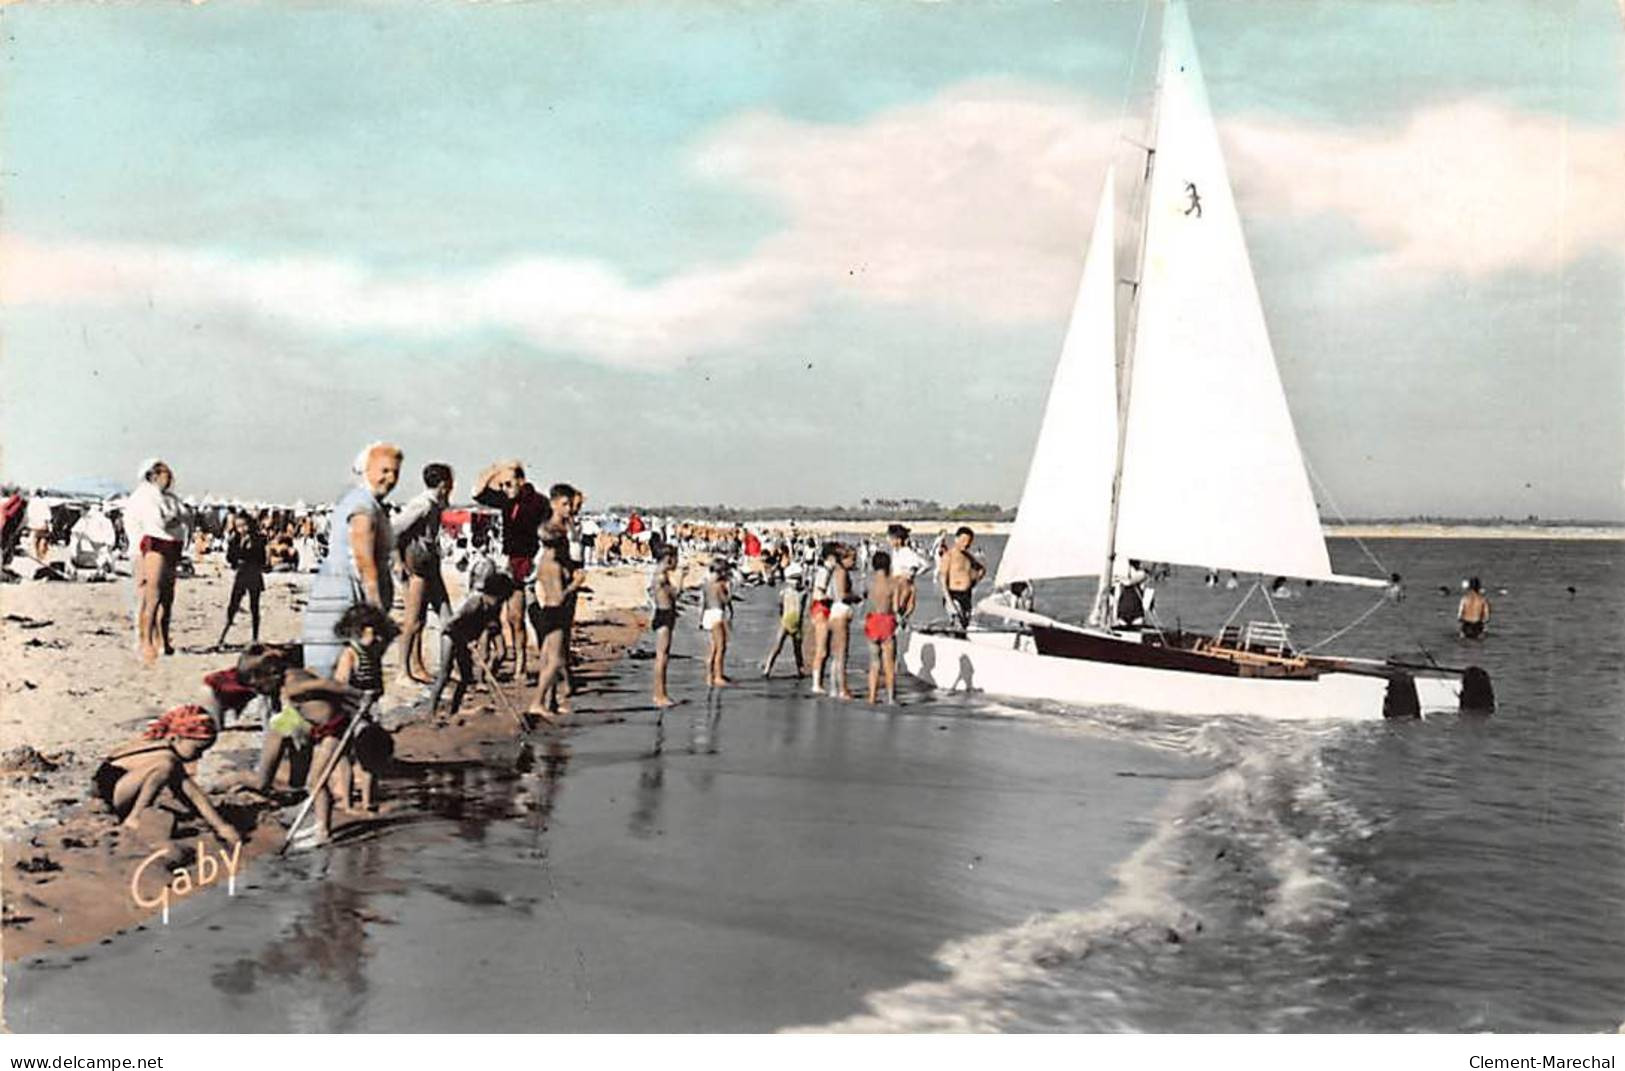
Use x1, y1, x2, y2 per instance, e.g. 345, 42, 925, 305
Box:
9, 482, 1622, 528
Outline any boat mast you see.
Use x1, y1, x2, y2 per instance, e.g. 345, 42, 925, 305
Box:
1089, 1, 1166, 628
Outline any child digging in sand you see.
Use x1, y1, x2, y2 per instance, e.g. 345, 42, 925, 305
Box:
865, 551, 901, 705
94, 705, 241, 854
427, 570, 515, 720
231, 646, 368, 848
230, 645, 311, 798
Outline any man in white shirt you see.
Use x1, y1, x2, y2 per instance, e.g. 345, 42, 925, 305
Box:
886, 524, 927, 624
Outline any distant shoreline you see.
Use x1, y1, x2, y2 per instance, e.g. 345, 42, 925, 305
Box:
768, 519, 1624, 541
1323, 524, 1625, 542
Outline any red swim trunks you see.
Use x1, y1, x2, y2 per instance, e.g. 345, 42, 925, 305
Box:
508, 555, 535, 583
810, 599, 833, 621
309, 711, 351, 742
203, 667, 257, 713
864, 612, 897, 643
139, 535, 182, 562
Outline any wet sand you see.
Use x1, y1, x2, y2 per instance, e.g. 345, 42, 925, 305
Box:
4, 578, 1194, 1032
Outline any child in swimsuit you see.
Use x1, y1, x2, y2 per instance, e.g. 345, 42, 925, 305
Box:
200, 662, 265, 729
865, 551, 901, 705
824, 545, 858, 700
761, 568, 806, 679
332, 603, 398, 812
234, 645, 367, 847
94, 705, 240, 851
649, 546, 680, 707
530, 536, 588, 719
701, 558, 733, 687
223, 644, 314, 798
333, 603, 395, 703
808, 543, 840, 695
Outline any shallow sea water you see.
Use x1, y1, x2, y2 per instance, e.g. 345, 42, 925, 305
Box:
824, 535, 1625, 1032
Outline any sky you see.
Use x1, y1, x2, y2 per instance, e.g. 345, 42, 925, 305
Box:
2, 0, 1622, 519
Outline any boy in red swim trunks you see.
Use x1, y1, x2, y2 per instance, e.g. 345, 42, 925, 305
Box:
865, 551, 901, 705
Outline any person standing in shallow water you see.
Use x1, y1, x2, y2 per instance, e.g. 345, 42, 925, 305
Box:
649, 545, 681, 707
825, 545, 858, 701
885, 524, 925, 628
807, 543, 838, 694
701, 559, 734, 688
865, 551, 901, 705
937, 526, 985, 632
1458, 577, 1492, 639
529, 534, 587, 719
761, 566, 806, 679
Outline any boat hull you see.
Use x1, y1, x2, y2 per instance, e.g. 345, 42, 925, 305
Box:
901, 628, 1464, 721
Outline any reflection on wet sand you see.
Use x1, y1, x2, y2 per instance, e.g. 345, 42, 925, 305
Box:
209, 846, 383, 1032
629, 716, 666, 840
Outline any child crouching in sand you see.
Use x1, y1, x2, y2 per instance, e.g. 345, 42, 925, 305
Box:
428, 570, 515, 720
230, 645, 311, 798
233, 646, 367, 848
94, 705, 241, 853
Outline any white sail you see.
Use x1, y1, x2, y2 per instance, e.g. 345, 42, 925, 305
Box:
995, 171, 1119, 587
1113, 1, 1378, 586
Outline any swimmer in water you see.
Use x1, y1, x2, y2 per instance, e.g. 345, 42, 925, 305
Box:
1458, 577, 1491, 639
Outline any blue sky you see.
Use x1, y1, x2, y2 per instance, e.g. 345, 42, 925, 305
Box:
3, 1, 1622, 518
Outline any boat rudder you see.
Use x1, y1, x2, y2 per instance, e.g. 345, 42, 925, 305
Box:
1382, 673, 1421, 720
1459, 666, 1495, 714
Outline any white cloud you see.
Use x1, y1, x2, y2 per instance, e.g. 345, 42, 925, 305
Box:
4, 88, 1621, 367
1225, 99, 1625, 277
691, 82, 1122, 320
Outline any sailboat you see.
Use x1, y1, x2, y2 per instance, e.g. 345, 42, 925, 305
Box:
901, 1, 1493, 720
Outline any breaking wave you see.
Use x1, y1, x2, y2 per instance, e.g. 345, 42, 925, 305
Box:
799, 701, 1380, 1032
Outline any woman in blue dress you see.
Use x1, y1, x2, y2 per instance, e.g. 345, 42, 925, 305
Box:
301, 443, 402, 678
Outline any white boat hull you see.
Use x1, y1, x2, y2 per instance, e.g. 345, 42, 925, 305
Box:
901, 628, 1464, 722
